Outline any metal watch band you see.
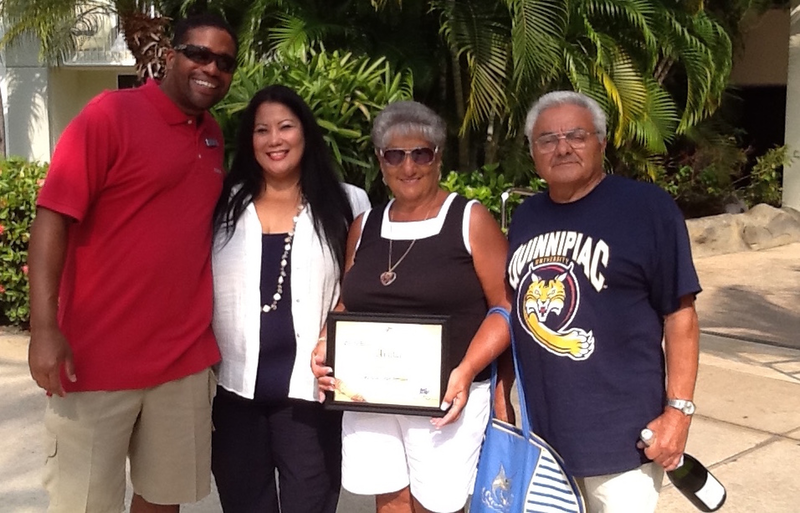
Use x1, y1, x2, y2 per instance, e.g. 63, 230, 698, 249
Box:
667, 398, 696, 415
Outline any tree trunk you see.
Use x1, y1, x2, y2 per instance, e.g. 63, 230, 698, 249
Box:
451, 49, 469, 171
120, 10, 171, 82
484, 116, 500, 165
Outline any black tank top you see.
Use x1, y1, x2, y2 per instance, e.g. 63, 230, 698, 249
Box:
341, 193, 490, 381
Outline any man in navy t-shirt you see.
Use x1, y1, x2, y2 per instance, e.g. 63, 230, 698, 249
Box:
507, 91, 702, 512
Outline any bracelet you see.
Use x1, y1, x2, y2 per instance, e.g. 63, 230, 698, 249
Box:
318, 336, 327, 342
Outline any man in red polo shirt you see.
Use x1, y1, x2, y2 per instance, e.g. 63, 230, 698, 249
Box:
27, 13, 237, 513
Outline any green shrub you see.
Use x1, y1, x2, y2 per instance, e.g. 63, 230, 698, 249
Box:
441, 164, 545, 229
211, 48, 414, 199
0, 158, 48, 325
654, 138, 792, 216
740, 146, 795, 208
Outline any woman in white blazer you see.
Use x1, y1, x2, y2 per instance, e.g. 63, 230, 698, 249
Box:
211, 84, 370, 513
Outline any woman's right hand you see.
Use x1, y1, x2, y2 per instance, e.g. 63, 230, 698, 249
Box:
311, 338, 335, 401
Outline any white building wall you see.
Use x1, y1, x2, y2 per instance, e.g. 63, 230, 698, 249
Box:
0, 55, 6, 157
5, 36, 51, 162
1, 12, 134, 163
785, 2, 800, 210
48, 67, 130, 150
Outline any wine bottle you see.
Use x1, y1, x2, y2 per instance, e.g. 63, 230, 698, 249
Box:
639, 429, 727, 512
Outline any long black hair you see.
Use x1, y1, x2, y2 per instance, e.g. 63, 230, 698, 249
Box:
213, 85, 354, 275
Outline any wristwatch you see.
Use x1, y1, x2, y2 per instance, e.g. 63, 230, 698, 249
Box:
667, 398, 696, 416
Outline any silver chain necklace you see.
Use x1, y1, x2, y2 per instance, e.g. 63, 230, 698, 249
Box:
262, 198, 306, 312
379, 200, 436, 287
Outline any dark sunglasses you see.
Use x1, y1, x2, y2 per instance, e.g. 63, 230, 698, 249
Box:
174, 44, 237, 74
379, 147, 439, 166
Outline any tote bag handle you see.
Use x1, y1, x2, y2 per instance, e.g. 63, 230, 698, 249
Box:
485, 306, 534, 435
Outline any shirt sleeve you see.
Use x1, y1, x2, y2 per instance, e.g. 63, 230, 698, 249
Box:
37, 96, 119, 222
343, 183, 371, 217
648, 192, 702, 316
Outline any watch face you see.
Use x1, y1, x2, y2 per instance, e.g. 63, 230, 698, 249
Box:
683, 402, 696, 415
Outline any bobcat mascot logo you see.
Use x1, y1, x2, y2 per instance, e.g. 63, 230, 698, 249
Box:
518, 262, 595, 360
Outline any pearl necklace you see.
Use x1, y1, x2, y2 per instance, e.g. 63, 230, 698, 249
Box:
262, 198, 306, 313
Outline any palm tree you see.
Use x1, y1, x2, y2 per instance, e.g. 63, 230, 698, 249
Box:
214, 0, 464, 161
180, 0, 735, 178
0, 0, 172, 81
560, 0, 731, 178
6, 0, 740, 179
429, 0, 733, 179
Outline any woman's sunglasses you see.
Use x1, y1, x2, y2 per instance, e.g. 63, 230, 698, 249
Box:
174, 44, 237, 74
379, 147, 439, 166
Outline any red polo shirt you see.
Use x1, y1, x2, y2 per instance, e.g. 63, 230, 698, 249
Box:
37, 80, 222, 392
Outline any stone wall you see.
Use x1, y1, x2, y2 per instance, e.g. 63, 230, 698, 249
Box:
686, 204, 800, 258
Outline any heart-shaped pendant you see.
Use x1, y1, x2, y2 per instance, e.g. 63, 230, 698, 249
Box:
380, 271, 396, 286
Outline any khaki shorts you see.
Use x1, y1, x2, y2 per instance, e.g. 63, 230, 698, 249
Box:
43, 368, 216, 513
577, 462, 665, 513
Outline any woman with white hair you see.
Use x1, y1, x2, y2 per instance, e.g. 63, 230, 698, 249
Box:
313, 100, 512, 513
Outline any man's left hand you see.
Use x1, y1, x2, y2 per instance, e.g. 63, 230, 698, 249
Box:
638, 408, 692, 471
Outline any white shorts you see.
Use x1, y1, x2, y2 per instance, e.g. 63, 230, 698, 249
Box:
342, 380, 490, 513
577, 462, 665, 513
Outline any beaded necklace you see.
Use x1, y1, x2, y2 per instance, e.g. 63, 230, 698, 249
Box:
262, 198, 306, 313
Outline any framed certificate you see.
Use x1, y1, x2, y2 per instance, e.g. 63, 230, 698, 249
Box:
325, 312, 450, 417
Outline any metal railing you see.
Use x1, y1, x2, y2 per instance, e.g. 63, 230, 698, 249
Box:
500, 187, 538, 231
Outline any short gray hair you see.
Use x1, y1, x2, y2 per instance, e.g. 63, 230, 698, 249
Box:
371, 101, 447, 149
524, 91, 607, 146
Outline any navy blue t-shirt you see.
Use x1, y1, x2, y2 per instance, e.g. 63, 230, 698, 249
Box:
506, 174, 701, 477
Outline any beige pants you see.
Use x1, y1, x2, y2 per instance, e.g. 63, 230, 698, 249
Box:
577, 462, 665, 513
43, 368, 216, 513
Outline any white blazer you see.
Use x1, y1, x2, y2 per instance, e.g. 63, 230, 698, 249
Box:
212, 183, 370, 401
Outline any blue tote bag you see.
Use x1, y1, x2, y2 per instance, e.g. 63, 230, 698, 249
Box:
470, 307, 585, 513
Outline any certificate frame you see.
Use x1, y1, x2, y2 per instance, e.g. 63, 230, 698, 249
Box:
325, 311, 450, 417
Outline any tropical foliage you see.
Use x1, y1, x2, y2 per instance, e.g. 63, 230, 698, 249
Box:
0, 0, 172, 80
0, 158, 47, 325
197, 0, 736, 181
1, 0, 785, 203
655, 132, 791, 217
433, 0, 734, 180
743, 145, 794, 207
211, 47, 414, 198
441, 165, 545, 228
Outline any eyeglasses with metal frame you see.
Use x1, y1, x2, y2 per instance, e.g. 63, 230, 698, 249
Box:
533, 128, 601, 153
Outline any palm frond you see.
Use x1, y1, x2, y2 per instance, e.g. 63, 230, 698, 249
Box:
506, 0, 566, 87
436, 0, 510, 131
0, 0, 112, 63
237, 0, 283, 54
